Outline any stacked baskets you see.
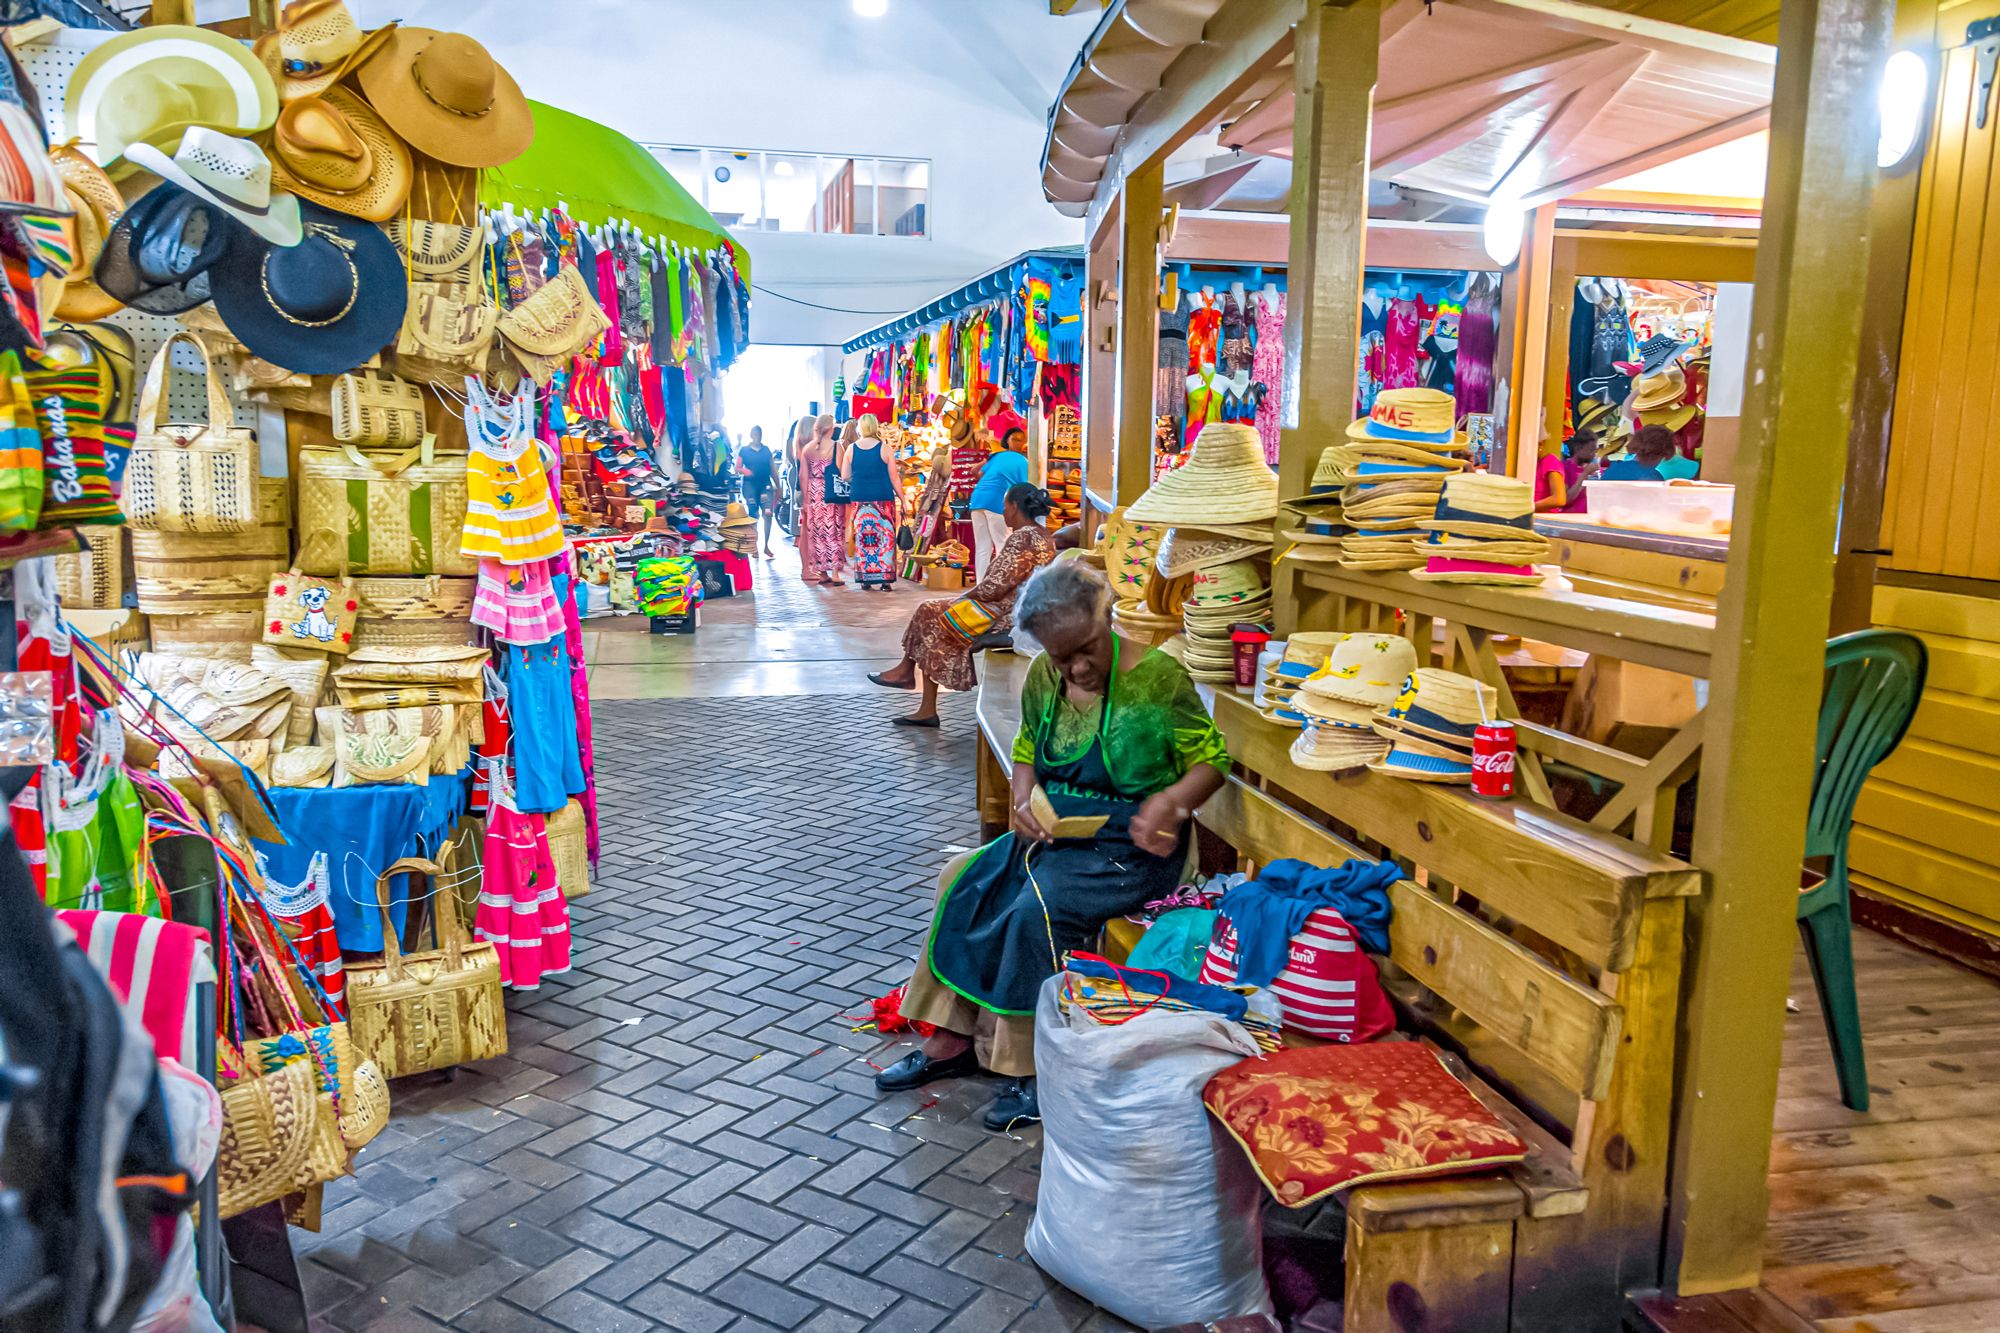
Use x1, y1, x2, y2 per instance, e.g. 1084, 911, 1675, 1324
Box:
136, 479, 290, 660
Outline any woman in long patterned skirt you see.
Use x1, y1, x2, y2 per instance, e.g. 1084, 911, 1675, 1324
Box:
842, 414, 904, 590
796, 414, 847, 585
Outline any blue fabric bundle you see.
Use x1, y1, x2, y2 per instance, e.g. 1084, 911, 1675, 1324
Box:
1219, 857, 1400, 988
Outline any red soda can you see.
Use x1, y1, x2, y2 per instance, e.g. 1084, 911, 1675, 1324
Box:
1471, 720, 1516, 799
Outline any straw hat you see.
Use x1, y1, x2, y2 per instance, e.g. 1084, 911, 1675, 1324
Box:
1155, 527, 1271, 579
260, 0, 394, 101
1292, 720, 1390, 772
93, 186, 232, 314
1175, 521, 1275, 541
353, 28, 533, 168
1346, 388, 1465, 451
125, 129, 302, 245
269, 85, 412, 222
1299, 633, 1417, 708
1368, 746, 1474, 783
1374, 668, 1497, 745
1332, 440, 1468, 477
1125, 423, 1278, 525
1280, 515, 1347, 545
1100, 508, 1161, 601
1284, 447, 1348, 507
1630, 365, 1689, 415
1421, 473, 1537, 541
67, 25, 279, 173
1294, 689, 1378, 730
1184, 558, 1267, 608
51, 146, 125, 320
1411, 558, 1546, 586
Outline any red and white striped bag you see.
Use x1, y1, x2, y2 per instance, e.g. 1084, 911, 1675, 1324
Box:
1198, 908, 1394, 1043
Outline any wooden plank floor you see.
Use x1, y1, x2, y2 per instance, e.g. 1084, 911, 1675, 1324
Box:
1760, 926, 2000, 1331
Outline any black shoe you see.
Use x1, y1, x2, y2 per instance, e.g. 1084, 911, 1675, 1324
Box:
983, 1077, 1040, 1130
874, 1047, 979, 1093
891, 714, 940, 728
867, 671, 915, 690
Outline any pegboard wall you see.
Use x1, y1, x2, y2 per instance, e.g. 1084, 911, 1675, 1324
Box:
19, 24, 275, 463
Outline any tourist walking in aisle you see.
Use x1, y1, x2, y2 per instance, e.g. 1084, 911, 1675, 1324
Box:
843, 413, 904, 591
737, 424, 779, 558
869, 482, 1057, 726
968, 426, 1030, 580
797, 414, 847, 585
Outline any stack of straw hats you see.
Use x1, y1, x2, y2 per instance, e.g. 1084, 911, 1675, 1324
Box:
1179, 558, 1270, 684
1335, 389, 1467, 571
1280, 448, 1350, 562
1289, 633, 1418, 771
1369, 667, 1500, 783
1256, 632, 1343, 727
1100, 508, 1180, 643
720, 502, 757, 555
1414, 474, 1549, 585
1126, 423, 1278, 526
1154, 526, 1272, 581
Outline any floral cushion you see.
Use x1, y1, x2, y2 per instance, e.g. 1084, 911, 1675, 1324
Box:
1202, 1041, 1527, 1207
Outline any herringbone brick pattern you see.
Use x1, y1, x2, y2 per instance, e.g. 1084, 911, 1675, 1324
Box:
297, 693, 1129, 1332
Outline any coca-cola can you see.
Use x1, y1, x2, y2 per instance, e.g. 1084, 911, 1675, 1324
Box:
1471, 720, 1516, 800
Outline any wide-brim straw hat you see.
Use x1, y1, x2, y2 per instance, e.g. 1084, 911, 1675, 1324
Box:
1155, 528, 1271, 579
1637, 402, 1699, 433
1281, 517, 1347, 545
93, 186, 230, 315
1346, 388, 1466, 451
1379, 667, 1497, 738
51, 146, 125, 320
68, 25, 280, 173
259, 0, 392, 101
1335, 439, 1468, 472
1263, 705, 1309, 731
1630, 365, 1689, 414
1184, 557, 1268, 608
1300, 632, 1418, 708
1295, 691, 1377, 728
1283, 446, 1349, 507
1293, 723, 1390, 772
270, 85, 413, 222
1175, 521, 1274, 542
1126, 423, 1278, 525
1371, 716, 1477, 761
1423, 536, 1551, 564
1368, 745, 1474, 783
1277, 632, 1343, 669
1412, 556, 1546, 586
125, 129, 302, 246
210, 199, 407, 374
353, 27, 533, 169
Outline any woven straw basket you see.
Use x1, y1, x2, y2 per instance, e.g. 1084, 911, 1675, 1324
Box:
354, 576, 475, 619
217, 1056, 335, 1219
548, 800, 589, 900
352, 616, 480, 653
53, 527, 128, 610
149, 601, 264, 658
346, 857, 508, 1079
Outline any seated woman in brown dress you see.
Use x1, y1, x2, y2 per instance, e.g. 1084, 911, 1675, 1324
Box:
869, 483, 1057, 728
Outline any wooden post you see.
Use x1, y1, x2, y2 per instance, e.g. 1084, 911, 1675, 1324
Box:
1509, 204, 1560, 484
1274, 0, 1378, 637
1115, 161, 1163, 507
1082, 199, 1121, 511
148, 0, 194, 23
1667, 0, 1896, 1295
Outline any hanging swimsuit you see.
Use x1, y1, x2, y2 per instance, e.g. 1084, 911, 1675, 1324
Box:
1185, 369, 1225, 447
926, 641, 1187, 1015
1219, 377, 1266, 424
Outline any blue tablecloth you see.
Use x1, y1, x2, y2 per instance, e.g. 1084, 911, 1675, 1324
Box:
256, 774, 470, 952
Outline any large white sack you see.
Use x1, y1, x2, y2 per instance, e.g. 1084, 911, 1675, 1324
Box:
1025, 974, 1273, 1327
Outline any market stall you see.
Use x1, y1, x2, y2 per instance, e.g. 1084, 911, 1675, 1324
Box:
0, 2, 706, 1320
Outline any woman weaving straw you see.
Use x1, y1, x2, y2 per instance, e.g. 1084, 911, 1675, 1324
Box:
876, 562, 1230, 1129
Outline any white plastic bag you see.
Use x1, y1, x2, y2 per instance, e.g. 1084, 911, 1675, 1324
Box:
1026, 974, 1274, 1327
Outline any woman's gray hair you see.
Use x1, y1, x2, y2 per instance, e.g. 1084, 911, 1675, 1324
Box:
1014, 560, 1112, 643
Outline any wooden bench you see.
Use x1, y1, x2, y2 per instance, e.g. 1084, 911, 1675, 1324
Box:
969, 652, 1702, 1332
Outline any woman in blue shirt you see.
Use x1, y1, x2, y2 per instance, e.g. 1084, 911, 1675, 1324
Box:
968, 427, 1030, 580
1599, 424, 1677, 482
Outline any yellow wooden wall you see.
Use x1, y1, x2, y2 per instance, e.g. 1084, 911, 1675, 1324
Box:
1851, 585, 2000, 935
1878, 31, 2000, 579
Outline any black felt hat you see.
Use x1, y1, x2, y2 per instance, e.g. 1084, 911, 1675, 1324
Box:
209, 200, 405, 374
93, 184, 236, 315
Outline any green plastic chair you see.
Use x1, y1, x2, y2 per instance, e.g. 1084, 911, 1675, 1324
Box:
1799, 629, 1928, 1112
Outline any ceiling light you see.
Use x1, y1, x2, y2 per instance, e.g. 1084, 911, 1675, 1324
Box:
1878, 49, 1930, 171
773, 161, 795, 177
1482, 200, 1525, 268
853, 0, 887, 15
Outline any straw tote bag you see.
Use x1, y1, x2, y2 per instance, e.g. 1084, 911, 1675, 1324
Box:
297, 437, 475, 577
345, 857, 507, 1079
387, 219, 497, 386
125, 331, 259, 533
330, 370, 425, 450
262, 567, 360, 655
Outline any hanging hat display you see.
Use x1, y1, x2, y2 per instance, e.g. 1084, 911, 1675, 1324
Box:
50, 145, 124, 320
210, 200, 406, 374
65, 25, 279, 173
270, 86, 412, 222
1345, 387, 1465, 450
352, 28, 533, 168
1125, 423, 1278, 525
261, 0, 396, 101
93, 185, 233, 315
124, 128, 302, 245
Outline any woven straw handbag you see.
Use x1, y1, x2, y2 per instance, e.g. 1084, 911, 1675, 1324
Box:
333, 731, 431, 787
262, 567, 360, 655
497, 266, 607, 384
317, 702, 466, 775
354, 575, 475, 620
331, 370, 425, 450
346, 857, 508, 1079
244, 1021, 389, 1155
216, 1054, 320, 1218
296, 438, 475, 577
52, 526, 126, 609
249, 645, 330, 747
547, 799, 589, 900
271, 744, 335, 789
125, 332, 259, 533
387, 218, 485, 288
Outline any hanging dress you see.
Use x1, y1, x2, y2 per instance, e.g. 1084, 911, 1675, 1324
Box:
1384, 297, 1426, 390
1220, 292, 1252, 373
1184, 369, 1224, 449
846, 439, 898, 588
1218, 376, 1266, 425
257, 850, 346, 1014
1156, 304, 1189, 424
1252, 292, 1286, 465
1186, 293, 1222, 373
1357, 297, 1387, 414
462, 380, 565, 565
1456, 280, 1498, 418
476, 803, 572, 990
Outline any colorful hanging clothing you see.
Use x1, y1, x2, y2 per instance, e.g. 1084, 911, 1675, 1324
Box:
552, 567, 598, 862
256, 850, 346, 1015
476, 804, 572, 990
1049, 263, 1084, 364
1156, 304, 1189, 425
1384, 297, 1431, 390
472, 688, 511, 816
462, 379, 565, 565
1220, 291, 1251, 373
1253, 292, 1286, 464
1184, 368, 1225, 448
1187, 293, 1222, 373
472, 557, 566, 645
43, 767, 144, 913
0, 350, 41, 531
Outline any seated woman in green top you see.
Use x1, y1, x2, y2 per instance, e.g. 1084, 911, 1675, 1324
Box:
879, 561, 1230, 1130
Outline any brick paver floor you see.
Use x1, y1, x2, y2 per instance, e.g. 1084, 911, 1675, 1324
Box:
297, 692, 1129, 1332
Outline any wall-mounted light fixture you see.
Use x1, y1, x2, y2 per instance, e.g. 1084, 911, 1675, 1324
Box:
1481, 200, 1526, 268
1878, 49, 1932, 171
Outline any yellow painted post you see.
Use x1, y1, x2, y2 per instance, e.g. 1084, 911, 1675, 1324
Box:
1667, 0, 1897, 1295
1274, 0, 1378, 636
1116, 162, 1164, 507
1510, 205, 1560, 485
1082, 204, 1120, 510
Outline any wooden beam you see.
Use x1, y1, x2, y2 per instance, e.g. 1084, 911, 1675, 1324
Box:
149, 0, 193, 23
1114, 160, 1162, 506
1082, 199, 1121, 504
1275, 0, 1378, 638
1667, 0, 1896, 1296
1508, 204, 1560, 482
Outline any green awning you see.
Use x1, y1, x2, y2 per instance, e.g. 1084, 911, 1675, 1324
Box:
483, 100, 748, 280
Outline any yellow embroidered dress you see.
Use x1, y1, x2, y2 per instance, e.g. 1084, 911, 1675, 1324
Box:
461, 379, 564, 564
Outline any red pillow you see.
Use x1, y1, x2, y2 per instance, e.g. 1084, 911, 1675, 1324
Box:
1203, 1041, 1527, 1207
